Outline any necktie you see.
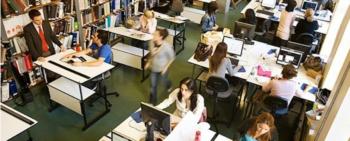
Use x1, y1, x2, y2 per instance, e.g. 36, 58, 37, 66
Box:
38, 26, 49, 52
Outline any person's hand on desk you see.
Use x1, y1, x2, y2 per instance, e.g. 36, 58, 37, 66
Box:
60, 45, 66, 52
37, 57, 46, 62
72, 62, 83, 67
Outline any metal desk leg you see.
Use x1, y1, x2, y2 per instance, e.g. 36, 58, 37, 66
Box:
191, 64, 196, 78
79, 84, 88, 130
43, 68, 58, 112
26, 130, 32, 141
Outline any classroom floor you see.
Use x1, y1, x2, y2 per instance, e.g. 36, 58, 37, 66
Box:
6, 2, 300, 141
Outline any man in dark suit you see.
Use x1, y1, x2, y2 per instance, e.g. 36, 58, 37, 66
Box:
23, 9, 65, 62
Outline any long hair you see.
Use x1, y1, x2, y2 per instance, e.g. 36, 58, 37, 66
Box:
177, 77, 198, 111
305, 8, 314, 22
209, 42, 228, 73
207, 1, 218, 16
245, 9, 257, 24
247, 112, 276, 141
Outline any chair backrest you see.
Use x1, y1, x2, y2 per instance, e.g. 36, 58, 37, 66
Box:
286, 41, 312, 62
206, 76, 229, 93
296, 33, 315, 45
263, 96, 288, 110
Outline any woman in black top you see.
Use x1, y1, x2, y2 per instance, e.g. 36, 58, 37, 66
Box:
295, 8, 319, 36
238, 8, 257, 25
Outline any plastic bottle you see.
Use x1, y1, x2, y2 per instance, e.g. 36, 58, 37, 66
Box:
194, 130, 201, 141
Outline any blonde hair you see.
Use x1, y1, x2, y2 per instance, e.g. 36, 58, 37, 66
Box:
305, 8, 314, 22
144, 10, 154, 19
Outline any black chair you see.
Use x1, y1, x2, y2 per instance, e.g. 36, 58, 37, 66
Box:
206, 76, 239, 130
263, 96, 288, 116
296, 33, 314, 45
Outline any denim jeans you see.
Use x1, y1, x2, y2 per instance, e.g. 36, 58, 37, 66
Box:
150, 71, 172, 105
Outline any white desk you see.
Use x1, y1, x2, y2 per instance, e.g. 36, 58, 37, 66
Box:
34, 49, 114, 130
241, 1, 331, 34
104, 27, 152, 82
154, 12, 187, 55
181, 7, 206, 24
1, 103, 37, 141
101, 109, 232, 141
188, 39, 317, 102
104, 27, 153, 41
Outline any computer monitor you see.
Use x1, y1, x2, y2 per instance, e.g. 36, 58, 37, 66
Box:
286, 41, 312, 62
302, 1, 318, 11
222, 36, 244, 56
262, 0, 277, 9
277, 47, 303, 68
233, 21, 256, 42
140, 102, 171, 136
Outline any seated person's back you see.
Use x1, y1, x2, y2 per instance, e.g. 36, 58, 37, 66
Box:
238, 9, 257, 25
208, 42, 235, 79
294, 8, 319, 44
262, 64, 300, 104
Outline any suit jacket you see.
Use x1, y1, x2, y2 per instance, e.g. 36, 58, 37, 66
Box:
23, 21, 62, 61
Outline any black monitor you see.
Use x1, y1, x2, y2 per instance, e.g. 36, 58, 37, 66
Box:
233, 21, 256, 43
286, 41, 311, 62
302, 0, 318, 11
222, 36, 244, 56
140, 102, 171, 136
262, 0, 277, 9
277, 47, 303, 68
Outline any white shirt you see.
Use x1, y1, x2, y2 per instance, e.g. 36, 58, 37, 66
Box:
140, 16, 157, 34
156, 88, 205, 122
34, 23, 44, 34
262, 79, 303, 104
276, 10, 295, 40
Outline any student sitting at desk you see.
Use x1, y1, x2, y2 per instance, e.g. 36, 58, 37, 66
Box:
140, 10, 157, 34
208, 42, 235, 80
260, 64, 303, 114
238, 8, 257, 25
274, 0, 297, 47
64, 30, 112, 66
156, 77, 205, 123
238, 112, 278, 141
293, 8, 319, 45
201, 1, 219, 33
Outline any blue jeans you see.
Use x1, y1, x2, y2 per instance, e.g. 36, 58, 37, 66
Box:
150, 71, 172, 105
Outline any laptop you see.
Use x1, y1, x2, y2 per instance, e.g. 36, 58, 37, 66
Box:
276, 47, 304, 68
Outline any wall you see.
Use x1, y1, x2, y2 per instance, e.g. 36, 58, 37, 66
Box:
321, 1, 350, 90
315, 51, 350, 141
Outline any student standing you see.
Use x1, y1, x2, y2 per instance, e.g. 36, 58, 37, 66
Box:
23, 9, 65, 62
274, 0, 297, 46
146, 28, 175, 105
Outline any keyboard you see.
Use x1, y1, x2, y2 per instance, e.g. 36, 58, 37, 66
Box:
256, 10, 274, 16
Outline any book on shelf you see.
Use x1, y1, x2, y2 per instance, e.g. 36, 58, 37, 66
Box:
53, 34, 73, 52
52, 16, 75, 35
82, 10, 93, 25
62, 0, 75, 14
11, 37, 29, 54
42, 2, 64, 20
111, 0, 121, 11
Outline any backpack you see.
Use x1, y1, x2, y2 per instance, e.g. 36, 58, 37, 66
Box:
303, 55, 323, 72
